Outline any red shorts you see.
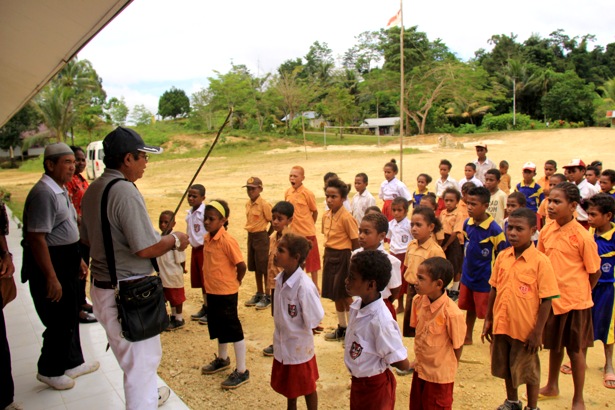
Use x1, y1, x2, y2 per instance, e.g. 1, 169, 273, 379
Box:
190, 245, 205, 290
271, 355, 319, 399
163, 287, 186, 307
382, 200, 393, 221
304, 235, 321, 273
458, 283, 489, 319
410, 371, 454, 410
350, 369, 396, 410
390, 252, 408, 296
436, 198, 445, 217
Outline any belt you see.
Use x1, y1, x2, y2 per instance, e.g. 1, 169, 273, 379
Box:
94, 276, 149, 290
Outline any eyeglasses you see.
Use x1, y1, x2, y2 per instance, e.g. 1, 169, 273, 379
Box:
138, 153, 149, 161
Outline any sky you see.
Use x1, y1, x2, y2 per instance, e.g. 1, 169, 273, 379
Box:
79, 0, 614, 115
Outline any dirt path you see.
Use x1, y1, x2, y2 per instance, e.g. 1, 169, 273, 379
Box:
3, 128, 615, 409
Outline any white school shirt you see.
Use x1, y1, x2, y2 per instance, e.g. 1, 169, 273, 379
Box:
575, 179, 599, 221
379, 177, 411, 201
351, 245, 402, 300
273, 266, 324, 365
435, 176, 457, 198
457, 176, 483, 191
156, 247, 186, 289
387, 217, 412, 254
186, 203, 206, 248
351, 190, 376, 225
473, 158, 497, 184
344, 298, 407, 378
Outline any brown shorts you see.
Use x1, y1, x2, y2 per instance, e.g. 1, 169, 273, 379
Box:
458, 283, 489, 319
543, 308, 594, 353
443, 234, 463, 274
304, 235, 321, 273
247, 231, 269, 274
321, 248, 351, 301
491, 334, 540, 388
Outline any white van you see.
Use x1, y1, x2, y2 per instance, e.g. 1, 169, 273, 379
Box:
85, 141, 105, 180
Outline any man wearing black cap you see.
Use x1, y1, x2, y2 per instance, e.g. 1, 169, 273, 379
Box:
22, 142, 99, 391
80, 127, 189, 408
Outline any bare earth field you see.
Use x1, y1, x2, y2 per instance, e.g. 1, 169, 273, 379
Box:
3, 128, 615, 409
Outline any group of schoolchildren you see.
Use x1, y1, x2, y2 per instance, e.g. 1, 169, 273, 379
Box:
152, 141, 615, 410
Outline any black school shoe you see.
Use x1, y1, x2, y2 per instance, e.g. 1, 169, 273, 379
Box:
165, 317, 185, 331
190, 305, 207, 321
324, 325, 346, 341
221, 369, 250, 389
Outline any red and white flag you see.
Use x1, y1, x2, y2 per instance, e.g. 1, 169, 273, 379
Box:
386, 9, 401, 28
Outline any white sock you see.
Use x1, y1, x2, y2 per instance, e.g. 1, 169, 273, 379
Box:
218, 343, 228, 360
451, 281, 460, 291
337, 311, 347, 328
175, 313, 183, 321
171, 307, 177, 316
234, 340, 247, 373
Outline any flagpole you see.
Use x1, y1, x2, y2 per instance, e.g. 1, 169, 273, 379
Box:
399, 0, 404, 181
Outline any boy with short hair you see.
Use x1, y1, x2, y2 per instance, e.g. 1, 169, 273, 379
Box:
586, 165, 600, 188
485, 169, 507, 229
285, 166, 321, 290
563, 159, 599, 228
243, 177, 273, 309
344, 250, 410, 409
186, 184, 208, 323
460, 186, 507, 345
157, 210, 187, 331
474, 142, 497, 184
262, 201, 294, 357
482, 208, 559, 410
435, 160, 457, 216
537, 160, 557, 192
514, 162, 544, 213
499, 160, 511, 194
458, 162, 483, 191
600, 169, 615, 199
351, 172, 376, 225
410, 257, 466, 410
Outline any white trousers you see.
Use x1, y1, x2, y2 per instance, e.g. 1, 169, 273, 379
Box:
92, 286, 162, 410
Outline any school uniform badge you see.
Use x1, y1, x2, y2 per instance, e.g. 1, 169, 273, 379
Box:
402, 234, 409, 243
350, 341, 363, 359
194, 224, 200, 233
288, 304, 297, 318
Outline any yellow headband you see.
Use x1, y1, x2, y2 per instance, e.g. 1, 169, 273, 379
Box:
208, 201, 226, 218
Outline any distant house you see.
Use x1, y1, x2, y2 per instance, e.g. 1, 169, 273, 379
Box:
607, 110, 615, 126
281, 111, 328, 128
360, 117, 400, 136
0, 123, 48, 158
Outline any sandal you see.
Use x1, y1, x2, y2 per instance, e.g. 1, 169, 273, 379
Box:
559, 362, 572, 375
604, 372, 615, 389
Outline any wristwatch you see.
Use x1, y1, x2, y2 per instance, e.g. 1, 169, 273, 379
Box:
171, 233, 181, 250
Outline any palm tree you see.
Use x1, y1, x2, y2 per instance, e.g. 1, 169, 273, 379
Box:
446, 99, 491, 124
598, 78, 615, 102
36, 86, 75, 142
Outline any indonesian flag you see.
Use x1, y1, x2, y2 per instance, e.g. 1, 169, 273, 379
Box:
386, 9, 401, 28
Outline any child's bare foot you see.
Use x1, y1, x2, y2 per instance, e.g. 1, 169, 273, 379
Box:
463, 338, 473, 346
571, 399, 586, 410
537, 385, 559, 399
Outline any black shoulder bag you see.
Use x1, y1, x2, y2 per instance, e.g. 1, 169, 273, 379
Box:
101, 178, 169, 342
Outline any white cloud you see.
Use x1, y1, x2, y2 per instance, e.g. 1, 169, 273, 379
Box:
79, 0, 615, 108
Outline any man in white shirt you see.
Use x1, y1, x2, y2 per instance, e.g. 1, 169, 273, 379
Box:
563, 159, 599, 226
473, 142, 496, 184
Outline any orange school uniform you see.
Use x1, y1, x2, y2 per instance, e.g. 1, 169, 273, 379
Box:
403, 237, 446, 284
499, 173, 511, 195
410, 293, 466, 383
244, 196, 272, 233
490, 245, 559, 341
322, 206, 358, 250
538, 219, 601, 315
285, 184, 317, 236
439, 208, 465, 243
202, 228, 245, 295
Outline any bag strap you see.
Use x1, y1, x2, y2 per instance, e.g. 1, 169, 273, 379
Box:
100, 178, 160, 288
101, 178, 125, 287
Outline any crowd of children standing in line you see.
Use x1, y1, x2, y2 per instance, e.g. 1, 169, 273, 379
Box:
154, 141, 615, 409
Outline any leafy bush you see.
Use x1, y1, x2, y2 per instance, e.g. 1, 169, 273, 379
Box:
481, 113, 532, 131
457, 123, 477, 134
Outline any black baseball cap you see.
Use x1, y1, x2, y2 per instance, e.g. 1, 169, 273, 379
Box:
103, 127, 163, 157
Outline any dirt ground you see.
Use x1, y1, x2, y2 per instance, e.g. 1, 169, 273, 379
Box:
4, 128, 615, 409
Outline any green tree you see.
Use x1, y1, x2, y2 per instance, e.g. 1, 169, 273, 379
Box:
542, 70, 596, 123
105, 97, 129, 126
130, 104, 153, 126
0, 104, 41, 166
158, 87, 190, 119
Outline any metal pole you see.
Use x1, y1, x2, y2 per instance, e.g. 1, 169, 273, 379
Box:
399, 0, 405, 181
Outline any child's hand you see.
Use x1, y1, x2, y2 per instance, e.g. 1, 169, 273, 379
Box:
481, 320, 493, 344
524, 330, 543, 354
